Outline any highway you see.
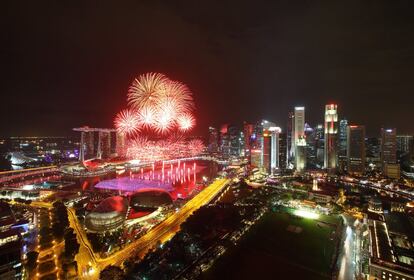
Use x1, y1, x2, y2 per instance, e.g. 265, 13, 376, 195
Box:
69, 178, 230, 279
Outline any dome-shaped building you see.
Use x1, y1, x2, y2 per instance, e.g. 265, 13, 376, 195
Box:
85, 196, 128, 232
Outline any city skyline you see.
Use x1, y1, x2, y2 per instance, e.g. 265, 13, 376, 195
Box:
2, 1, 414, 136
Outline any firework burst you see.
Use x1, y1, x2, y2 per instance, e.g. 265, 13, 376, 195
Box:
177, 113, 195, 131
115, 72, 203, 161
114, 109, 140, 136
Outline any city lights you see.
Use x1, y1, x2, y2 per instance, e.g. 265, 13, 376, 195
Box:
293, 209, 320, 219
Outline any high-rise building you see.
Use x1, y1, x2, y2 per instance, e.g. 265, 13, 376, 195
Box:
243, 122, 254, 158
314, 124, 325, 168
381, 128, 399, 178
73, 127, 117, 161
294, 107, 306, 172
381, 128, 397, 165
347, 125, 366, 174
208, 127, 219, 154
295, 137, 307, 173
366, 137, 381, 168
0, 202, 22, 280
219, 124, 230, 158
286, 112, 294, 167
339, 119, 348, 156
324, 104, 338, 173
262, 131, 271, 173
338, 119, 348, 172
305, 123, 317, 169
294, 107, 305, 144
397, 135, 413, 157
228, 125, 242, 157
261, 126, 281, 174
269, 126, 281, 172
278, 132, 287, 169
115, 132, 126, 157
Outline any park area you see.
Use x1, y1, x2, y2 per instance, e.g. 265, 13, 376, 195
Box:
203, 207, 342, 280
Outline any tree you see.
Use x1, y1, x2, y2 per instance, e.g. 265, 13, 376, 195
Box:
100, 265, 125, 280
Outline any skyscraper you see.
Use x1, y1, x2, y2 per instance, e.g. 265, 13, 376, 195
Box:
381, 128, 397, 164
293, 107, 306, 171
396, 135, 413, 157
269, 126, 281, 172
339, 119, 348, 156
295, 137, 307, 173
381, 128, 399, 178
338, 119, 348, 172
347, 125, 366, 174
261, 125, 281, 174
208, 127, 219, 154
228, 125, 242, 157
243, 122, 254, 158
286, 111, 294, 167
219, 124, 230, 157
324, 104, 338, 173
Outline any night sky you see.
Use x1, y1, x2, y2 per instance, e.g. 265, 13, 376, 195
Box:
2, 1, 414, 137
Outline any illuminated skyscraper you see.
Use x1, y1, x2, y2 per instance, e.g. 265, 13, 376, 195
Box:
116, 132, 126, 157
396, 135, 413, 157
324, 104, 338, 173
339, 119, 348, 156
287, 111, 294, 165
381, 128, 400, 178
270, 126, 281, 172
347, 125, 366, 174
261, 126, 281, 173
294, 107, 305, 145
208, 127, 219, 154
295, 137, 307, 172
381, 128, 397, 164
293, 107, 306, 172
338, 119, 348, 172
219, 124, 230, 157
243, 122, 254, 158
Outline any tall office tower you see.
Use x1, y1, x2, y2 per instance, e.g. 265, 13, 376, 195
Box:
295, 136, 307, 173
292, 107, 306, 171
228, 125, 242, 157
314, 124, 325, 168
86, 131, 95, 159
243, 122, 254, 157
347, 125, 366, 174
304, 123, 316, 168
381, 128, 400, 178
262, 131, 271, 173
381, 128, 397, 164
338, 119, 348, 156
278, 132, 287, 169
115, 132, 126, 157
208, 127, 219, 154
219, 124, 230, 158
396, 135, 413, 157
98, 131, 112, 159
366, 137, 381, 166
269, 127, 281, 173
261, 126, 281, 173
294, 107, 305, 144
338, 119, 348, 172
287, 111, 294, 166
324, 104, 338, 173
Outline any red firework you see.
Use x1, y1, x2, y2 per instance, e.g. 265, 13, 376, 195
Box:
114, 109, 140, 136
